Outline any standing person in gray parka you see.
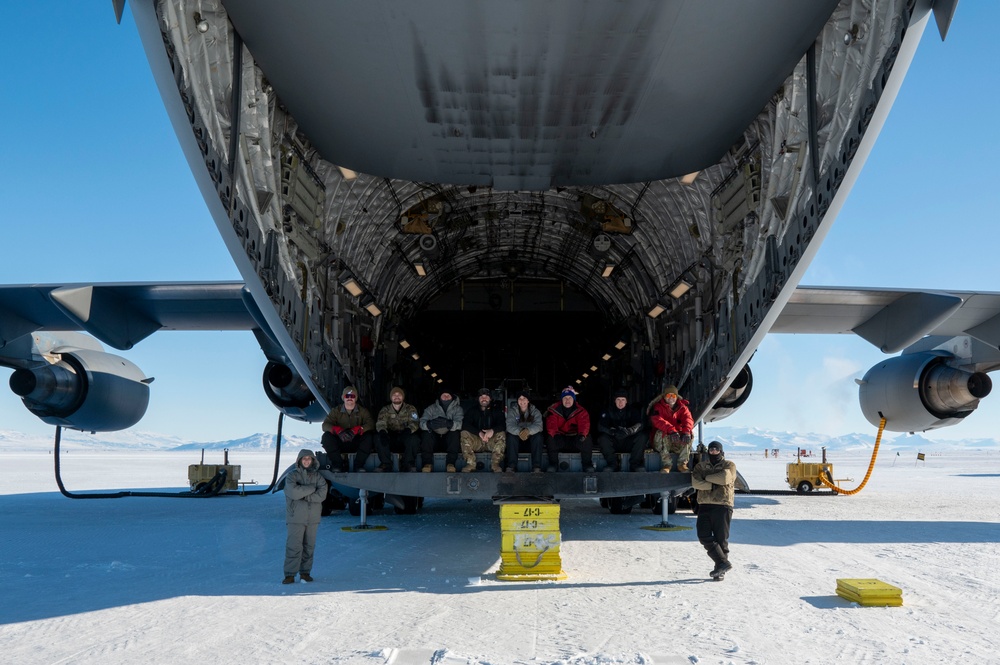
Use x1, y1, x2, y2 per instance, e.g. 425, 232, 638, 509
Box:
283, 449, 328, 584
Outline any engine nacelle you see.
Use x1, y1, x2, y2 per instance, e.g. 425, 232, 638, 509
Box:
859, 352, 992, 432
704, 365, 753, 422
9, 348, 150, 432
262, 361, 326, 422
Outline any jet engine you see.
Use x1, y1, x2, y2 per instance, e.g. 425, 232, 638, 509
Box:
262, 361, 326, 422
858, 352, 992, 432
704, 365, 753, 422
9, 348, 150, 432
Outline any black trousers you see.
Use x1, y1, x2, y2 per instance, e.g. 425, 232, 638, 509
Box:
420, 430, 460, 467
321, 431, 375, 471
595, 432, 647, 470
376, 430, 420, 470
506, 431, 544, 470
696, 503, 733, 565
546, 433, 593, 470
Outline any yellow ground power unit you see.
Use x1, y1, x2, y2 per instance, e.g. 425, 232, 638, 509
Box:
786, 447, 845, 493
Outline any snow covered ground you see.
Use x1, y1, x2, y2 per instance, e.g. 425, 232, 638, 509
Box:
1, 447, 998, 664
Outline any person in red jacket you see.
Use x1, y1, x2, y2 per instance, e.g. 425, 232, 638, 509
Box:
650, 384, 694, 472
544, 386, 594, 472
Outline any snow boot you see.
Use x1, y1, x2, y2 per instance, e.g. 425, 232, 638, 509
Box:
711, 561, 732, 580
282, 576, 295, 584
300, 573, 314, 582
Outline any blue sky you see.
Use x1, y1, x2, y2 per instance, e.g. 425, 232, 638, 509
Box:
1, 4, 998, 442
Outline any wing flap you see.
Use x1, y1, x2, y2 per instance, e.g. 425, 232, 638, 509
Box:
773, 286, 1000, 352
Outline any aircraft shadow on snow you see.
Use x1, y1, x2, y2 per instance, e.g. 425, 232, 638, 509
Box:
1, 491, 996, 624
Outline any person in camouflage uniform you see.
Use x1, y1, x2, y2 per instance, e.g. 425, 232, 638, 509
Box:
460, 388, 507, 473
374, 386, 421, 472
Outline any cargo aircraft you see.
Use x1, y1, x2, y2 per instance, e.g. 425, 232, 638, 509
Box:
3, 0, 991, 504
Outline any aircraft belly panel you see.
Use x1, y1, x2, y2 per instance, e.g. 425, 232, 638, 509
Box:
223, 0, 839, 188
328, 471, 692, 500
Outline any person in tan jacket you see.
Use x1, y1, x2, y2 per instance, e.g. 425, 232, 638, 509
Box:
691, 440, 737, 580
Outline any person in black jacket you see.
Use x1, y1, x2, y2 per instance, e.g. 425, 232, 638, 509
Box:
460, 388, 507, 472
596, 388, 647, 471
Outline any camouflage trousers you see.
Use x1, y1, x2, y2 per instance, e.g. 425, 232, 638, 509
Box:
652, 431, 692, 472
460, 430, 507, 470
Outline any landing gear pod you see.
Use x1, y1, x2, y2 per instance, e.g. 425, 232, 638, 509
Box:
858, 352, 991, 432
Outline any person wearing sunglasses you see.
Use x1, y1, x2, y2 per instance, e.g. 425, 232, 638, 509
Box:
320, 385, 376, 472
649, 384, 694, 472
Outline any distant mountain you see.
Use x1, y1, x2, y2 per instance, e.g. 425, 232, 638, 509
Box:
169, 432, 317, 452
2, 426, 997, 452
701, 426, 1000, 452
0, 429, 317, 452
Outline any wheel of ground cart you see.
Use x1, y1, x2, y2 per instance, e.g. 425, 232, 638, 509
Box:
395, 496, 421, 515
599, 498, 610, 509
608, 497, 633, 515
797, 480, 813, 494
321, 492, 347, 516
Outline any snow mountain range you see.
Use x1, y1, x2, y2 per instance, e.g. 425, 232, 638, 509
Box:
1, 425, 997, 453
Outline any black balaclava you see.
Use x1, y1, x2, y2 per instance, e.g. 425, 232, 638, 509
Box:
708, 441, 725, 465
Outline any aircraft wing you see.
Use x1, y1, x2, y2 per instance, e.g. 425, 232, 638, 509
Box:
0, 281, 282, 356
772, 286, 1000, 354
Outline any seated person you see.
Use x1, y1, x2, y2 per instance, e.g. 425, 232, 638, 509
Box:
418, 389, 463, 472
544, 386, 593, 472
649, 384, 694, 472
596, 388, 647, 471
374, 386, 420, 472
320, 386, 375, 472
505, 390, 544, 472
460, 388, 507, 473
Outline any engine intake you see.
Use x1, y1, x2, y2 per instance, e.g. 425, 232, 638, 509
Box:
262, 361, 326, 422
10, 348, 150, 432
859, 352, 991, 432
704, 365, 753, 422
